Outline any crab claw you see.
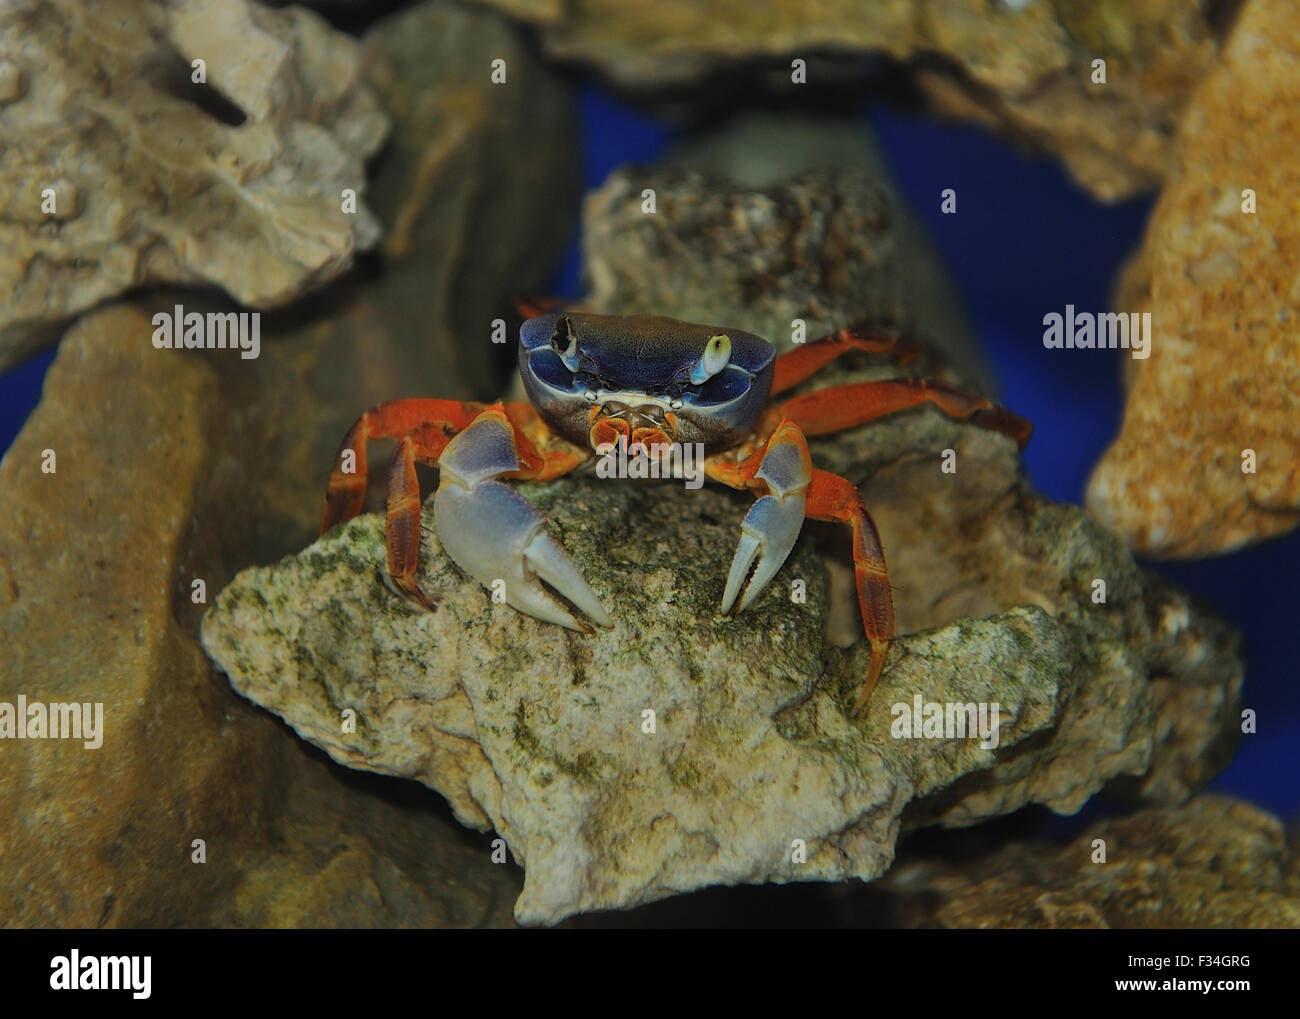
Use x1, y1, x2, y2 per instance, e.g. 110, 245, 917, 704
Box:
434, 410, 612, 633
721, 492, 807, 615
720, 423, 812, 616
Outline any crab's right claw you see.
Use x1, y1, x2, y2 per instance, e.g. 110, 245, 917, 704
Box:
434, 411, 612, 633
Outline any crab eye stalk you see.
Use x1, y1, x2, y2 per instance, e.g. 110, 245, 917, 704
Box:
550, 316, 581, 372
689, 334, 731, 385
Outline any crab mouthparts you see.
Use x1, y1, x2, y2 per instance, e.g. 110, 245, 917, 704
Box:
588, 400, 677, 451
600, 400, 670, 429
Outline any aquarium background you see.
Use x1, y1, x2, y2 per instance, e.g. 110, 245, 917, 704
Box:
3, 79, 1296, 829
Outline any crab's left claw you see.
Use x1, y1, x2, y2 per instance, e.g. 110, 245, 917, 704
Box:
434, 410, 612, 633
720, 423, 812, 616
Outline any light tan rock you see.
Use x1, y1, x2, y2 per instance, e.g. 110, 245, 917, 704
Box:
201, 428, 1244, 925
1087, 0, 1300, 557
0, 0, 388, 371
468, 0, 1226, 201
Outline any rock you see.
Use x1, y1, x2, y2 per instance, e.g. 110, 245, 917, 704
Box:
203, 325, 1243, 927
877, 795, 1300, 928
0, 0, 388, 372
0, 0, 575, 927
579, 150, 1242, 810
359, 1, 580, 400
183, 0, 580, 622
910, 0, 1226, 203
658, 112, 991, 389
468, 0, 1229, 201
580, 161, 991, 393
0, 306, 525, 929
830, 435, 1244, 819
0, 306, 280, 927
1086, 0, 1300, 557
581, 167, 903, 356
218, 743, 521, 929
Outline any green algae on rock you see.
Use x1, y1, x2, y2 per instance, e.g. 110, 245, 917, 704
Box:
202, 446, 1242, 924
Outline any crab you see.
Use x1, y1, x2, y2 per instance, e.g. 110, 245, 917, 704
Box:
319, 311, 1031, 714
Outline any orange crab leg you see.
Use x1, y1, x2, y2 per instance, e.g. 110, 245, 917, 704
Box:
703, 445, 764, 493
708, 422, 895, 715
320, 398, 489, 535
321, 400, 587, 608
512, 294, 570, 319
385, 433, 431, 605
805, 468, 894, 715
772, 377, 1032, 449
501, 402, 589, 482
770, 325, 919, 395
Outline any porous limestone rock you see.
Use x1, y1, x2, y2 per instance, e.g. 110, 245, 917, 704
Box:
583, 155, 991, 390
878, 795, 1300, 928
0, 0, 388, 371
662, 112, 990, 390
582, 166, 904, 357
467, 0, 1230, 201
1086, 0, 1300, 557
202, 415, 1242, 925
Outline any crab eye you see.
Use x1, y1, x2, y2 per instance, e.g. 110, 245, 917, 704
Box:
689, 334, 731, 385
550, 316, 580, 372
